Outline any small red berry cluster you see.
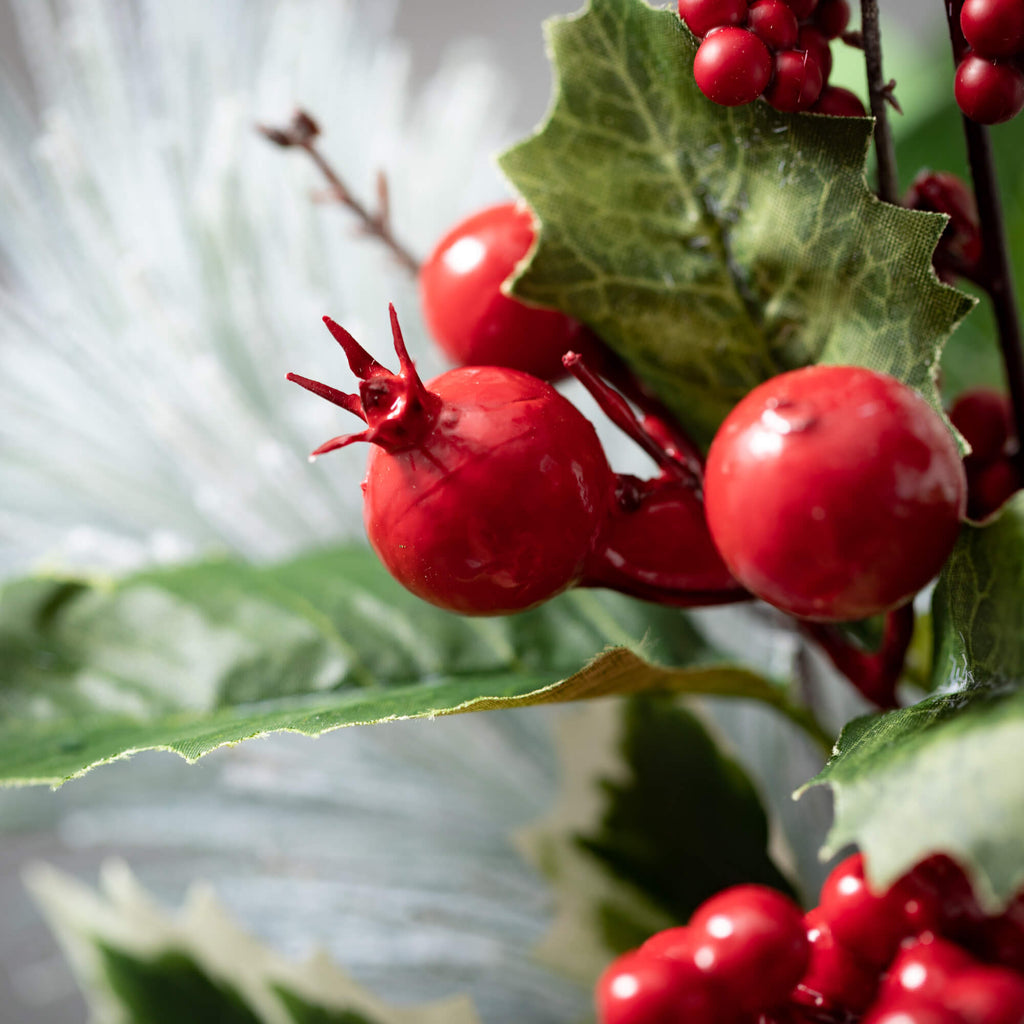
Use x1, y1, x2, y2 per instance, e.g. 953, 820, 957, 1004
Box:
596, 854, 1024, 1024
903, 171, 983, 285
678, 0, 866, 114
954, 0, 1024, 124
949, 387, 1022, 519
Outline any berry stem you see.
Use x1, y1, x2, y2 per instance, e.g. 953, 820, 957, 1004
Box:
801, 602, 915, 709
945, 1, 1024, 475
859, 0, 900, 204
258, 110, 422, 276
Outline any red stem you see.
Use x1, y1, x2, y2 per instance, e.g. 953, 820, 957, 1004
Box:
802, 603, 914, 709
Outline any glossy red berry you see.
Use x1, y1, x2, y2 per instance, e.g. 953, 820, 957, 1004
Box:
950, 388, 1013, 463
678, 0, 748, 38
640, 926, 695, 960
747, 0, 800, 52
765, 49, 824, 111
813, 0, 851, 40
960, 0, 1024, 59
694, 28, 774, 106
817, 853, 917, 970
595, 949, 720, 1024
798, 26, 833, 81
812, 85, 867, 117
289, 307, 613, 615
943, 966, 1024, 1024
419, 201, 594, 381
704, 365, 967, 622
688, 884, 809, 1012
878, 935, 979, 1003
955, 55, 1024, 125
795, 908, 879, 1014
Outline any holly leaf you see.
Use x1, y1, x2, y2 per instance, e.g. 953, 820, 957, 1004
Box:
0, 545, 819, 787
498, 0, 974, 446
802, 494, 1024, 911
517, 697, 796, 983
26, 861, 481, 1024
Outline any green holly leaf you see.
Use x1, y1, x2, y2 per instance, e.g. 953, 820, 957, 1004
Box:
518, 697, 796, 983
0, 545, 827, 787
802, 494, 1024, 911
26, 862, 482, 1024
498, 0, 974, 446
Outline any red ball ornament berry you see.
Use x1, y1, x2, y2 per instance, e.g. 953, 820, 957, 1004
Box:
289, 307, 613, 615
765, 49, 825, 111
812, 85, 867, 117
813, 0, 852, 40
954, 54, 1024, 125
878, 935, 979, 1004
704, 365, 967, 622
747, 0, 800, 52
678, 0, 748, 38
795, 908, 879, 1014
943, 966, 1024, 1024
960, 0, 1024, 59
595, 949, 720, 1024
693, 28, 773, 106
688, 884, 809, 1012
419, 201, 595, 381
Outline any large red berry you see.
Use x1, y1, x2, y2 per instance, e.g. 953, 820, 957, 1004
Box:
693, 28, 774, 106
678, 0, 749, 38
764, 49, 824, 111
960, 0, 1024, 59
289, 307, 613, 615
595, 949, 720, 1024
688, 885, 809, 1012
747, 0, 800, 51
817, 853, 917, 970
704, 366, 967, 622
812, 86, 867, 117
419, 201, 594, 381
955, 55, 1024, 125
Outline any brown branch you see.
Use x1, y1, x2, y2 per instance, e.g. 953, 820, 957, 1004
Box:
258, 110, 421, 276
859, 0, 900, 203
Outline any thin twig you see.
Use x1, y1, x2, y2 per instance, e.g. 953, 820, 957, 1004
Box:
258, 109, 421, 276
859, 0, 900, 203
944, 1, 1024, 474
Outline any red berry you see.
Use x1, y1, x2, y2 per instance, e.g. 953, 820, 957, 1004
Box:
967, 456, 1023, 519
949, 388, 1013, 463
289, 307, 613, 615
688, 885, 809, 1012
904, 172, 983, 282
817, 853, 917, 970
798, 26, 834, 82
703, 366, 967, 622
879, 935, 979, 1003
583, 475, 740, 604
765, 49, 824, 111
943, 966, 1024, 1024
863, 996, 972, 1024
795, 908, 879, 1014
813, 0, 852, 39
693, 28, 773, 106
897, 856, 986, 941
419, 201, 595, 381
971, 893, 1024, 973
812, 85, 867, 116
640, 926, 695, 959
747, 0, 800, 52
782, 0, 820, 20
960, 0, 1024, 59
595, 949, 720, 1024
955, 55, 1024, 125
678, 0, 749, 38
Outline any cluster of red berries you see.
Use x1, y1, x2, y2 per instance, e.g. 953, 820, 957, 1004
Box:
954, 0, 1024, 125
288, 201, 968, 630
949, 387, 1022, 519
678, 0, 866, 114
596, 854, 1024, 1024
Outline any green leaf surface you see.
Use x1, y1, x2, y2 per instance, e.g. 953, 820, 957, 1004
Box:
0, 545, 799, 787
518, 697, 794, 983
803, 495, 1024, 910
498, 0, 974, 446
